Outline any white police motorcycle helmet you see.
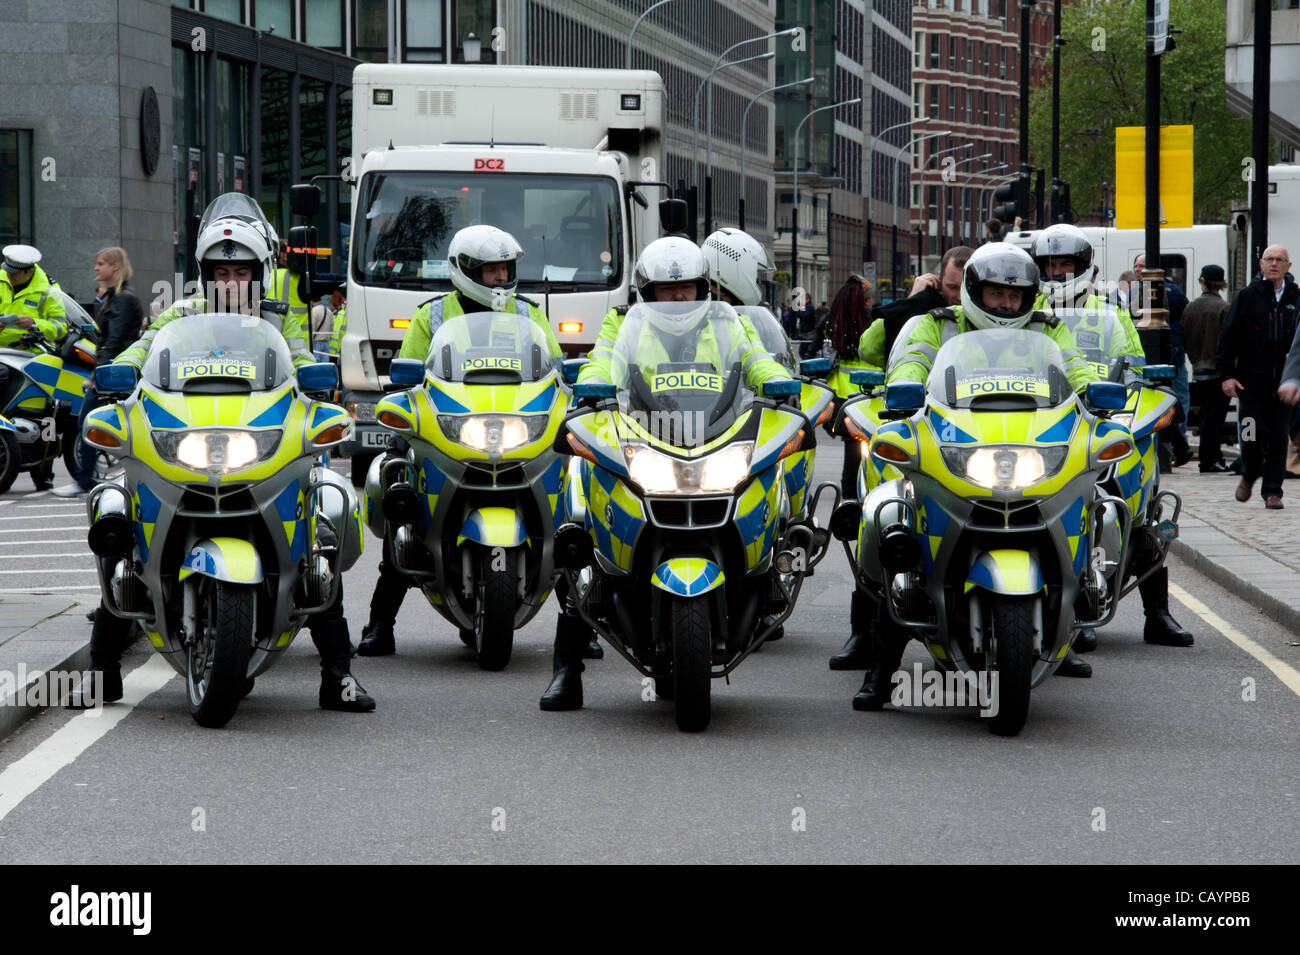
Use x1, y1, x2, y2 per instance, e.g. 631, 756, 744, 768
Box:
700, 227, 773, 307
633, 237, 712, 337
1031, 223, 1097, 305
448, 225, 523, 309
959, 242, 1041, 330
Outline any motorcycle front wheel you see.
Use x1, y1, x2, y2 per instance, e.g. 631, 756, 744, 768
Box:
186, 580, 255, 728
0, 431, 19, 493
670, 596, 712, 732
474, 555, 516, 671
986, 595, 1035, 737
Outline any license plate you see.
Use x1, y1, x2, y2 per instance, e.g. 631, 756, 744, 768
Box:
361, 430, 393, 448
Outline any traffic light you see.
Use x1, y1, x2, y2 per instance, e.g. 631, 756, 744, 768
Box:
992, 181, 1020, 223
1050, 178, 1073, 223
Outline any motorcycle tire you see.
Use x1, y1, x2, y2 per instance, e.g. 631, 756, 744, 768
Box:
670, 596, 712, 732
61, 427, 78, 477
475, 558, 516, 671
986, 595, 1035, 737
186, 580, 255, 729
458, 627, 476, 648
0, 431, 19, 494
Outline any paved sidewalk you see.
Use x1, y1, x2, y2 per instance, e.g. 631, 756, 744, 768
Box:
1159, 462, 1300, 634
0, 594, 97, 740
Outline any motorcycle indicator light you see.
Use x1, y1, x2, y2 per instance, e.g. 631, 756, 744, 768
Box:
777, 432, 805, 461
378, 410, 412, 430
1098, 440, 1134, 462
85, 427, 121, 449
872, 442, 910, 464
313, 424, 348, 446
567, 433, 598, 463
1151, 405, 1176, 433
844, 419, 869, 443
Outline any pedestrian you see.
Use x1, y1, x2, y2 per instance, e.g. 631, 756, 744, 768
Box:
1221, 245, 1299, 508
1134, 253, 1193, 470
54, 248, 143, 497
1181, 264, 1233, 473
824, 274, 876, 499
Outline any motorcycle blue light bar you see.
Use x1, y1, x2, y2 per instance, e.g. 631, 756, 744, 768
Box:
885, 382, 925, 411
762, 379, 801, 397
296, 363, 338, 392
389, 359, 424, 386
1141, 364, 1176, 382
94, 364, 138, 393
573, 382, 616, 400
1086, 381, 1128, 411
800, 357, 832, 376
562, 358, 588, 385
849, 369, 885, 386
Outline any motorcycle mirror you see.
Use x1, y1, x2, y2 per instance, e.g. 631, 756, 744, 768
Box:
762, 379, 801, 398
884, 382, 925, 412
296, 362, 338, 393
562, 358, 588, 385
1085, 381, 1127, 412
1141, 364, 1177, 383
800, 357, 832, 377
389, 359, 425, 387
94, 364, 138, 394
849, 369, 885, 388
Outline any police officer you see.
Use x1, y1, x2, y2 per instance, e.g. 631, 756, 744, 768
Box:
542, 239, 789, 711
358, 225, 563, 656
69, 203, 374, 712
1031, 226, 1193, 661
852, 243, 1098, 710
1, 245, 70, 488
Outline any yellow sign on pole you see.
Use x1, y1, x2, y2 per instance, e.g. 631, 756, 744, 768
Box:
1114, 125, 1194, 229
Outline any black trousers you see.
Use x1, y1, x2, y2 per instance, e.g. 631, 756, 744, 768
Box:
1193, 379, 1229, 469
1238, 389, 1292, 498
368, 533, 412, 629
840, 435, 858, 500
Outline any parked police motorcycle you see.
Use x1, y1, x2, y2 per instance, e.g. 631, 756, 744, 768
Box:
833, 326, 1138, 735
0, 289, 99, 491
367, 312, 569, 670
83, 313, 361, 728
553, 302, 818, 731
1056, 304, 1182, 606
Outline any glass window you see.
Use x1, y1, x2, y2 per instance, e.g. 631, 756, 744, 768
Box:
0, 130, 34, 246
929, 84, 939, 119
930, 33, 940, 68
354, 0, 388, 61
948, 36, 957, 70
405, 0, 444, 60
454, 0, 496, 64
306, 0, 343, 48
259, 68, 292, 242
205, 0, 241, 22
256, 0, 292, 32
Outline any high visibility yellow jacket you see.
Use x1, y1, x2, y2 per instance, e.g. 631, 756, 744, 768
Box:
398, 291, 561, 362
0, 265, 68, 350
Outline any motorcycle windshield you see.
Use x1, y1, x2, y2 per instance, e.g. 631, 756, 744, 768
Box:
611, 301, 755, 448
928, 327, 1072, 410
425, 313, 554, 383
197, 192, 273, 238
45, 289, 93, 333
1055, 302, 1144, 380
140, 313, 293, 392
734, 305, 798, 376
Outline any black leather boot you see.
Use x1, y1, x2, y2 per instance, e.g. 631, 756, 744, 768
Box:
357, 623, 395, 656
67, 603, 128, 707
830, 589, 875, 670
310, 592, 376, 712
540, 614, 586, 711
852, 624, 906, 711
1140, 567, 1194, 647
583, 635, 604, 659
1074, 627, 1098, 653
1054, 647, 1092, 678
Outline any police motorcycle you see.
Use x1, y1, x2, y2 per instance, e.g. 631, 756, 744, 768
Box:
552, 301, 816, 732
82, 313, 361, 728
367, 313, 569, 671
0, 289, 100, 491
832, 327, 1138, 735
0, 415, 19, 492
1056, 304, 1182, 607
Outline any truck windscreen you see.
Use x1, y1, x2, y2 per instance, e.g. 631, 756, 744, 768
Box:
353, 172, 623, 292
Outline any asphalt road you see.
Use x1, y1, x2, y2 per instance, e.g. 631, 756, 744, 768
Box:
1, 450, 1298, 864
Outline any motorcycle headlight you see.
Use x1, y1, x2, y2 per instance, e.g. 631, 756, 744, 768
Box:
941, 445, 1069, 491
1110, 412, 1135, 429
152, 429, 280, 474
437, 414, 549, 453
624, 443, 753, 494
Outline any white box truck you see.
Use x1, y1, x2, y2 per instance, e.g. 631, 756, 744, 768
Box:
299, 64, 673, 480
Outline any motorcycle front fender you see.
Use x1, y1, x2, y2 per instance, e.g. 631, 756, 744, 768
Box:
650, 557, 725, 597
177, 537, 264, 584
963, 549, 1045, 596
456, 506, 529, 549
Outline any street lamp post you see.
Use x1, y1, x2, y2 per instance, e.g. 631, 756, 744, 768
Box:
892, 128, 950, 290
790, 97, 861, 288
703, 50, 774, 237
866, 116, 928, 272
944, 152, 992, 248
963, 162, 1008, 244
739, 75, 814, 232
922, 141, 972, 261
625, 0, 677, 71
981, 171, 1018, 223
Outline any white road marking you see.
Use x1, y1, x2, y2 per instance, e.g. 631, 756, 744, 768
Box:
0, 552, 88, 559
0, 585, 100, 593
0, 568, 95, 575
1169, 582, 1300, 699
0, 539, 89, 546
0, 515, 86, 523
0, 656, 175, 823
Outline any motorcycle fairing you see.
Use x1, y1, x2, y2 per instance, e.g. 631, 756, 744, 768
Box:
456, 506, 529, 548
963, 549, 1045, 596
651, 557, 724, 597
177, 537, 264, 584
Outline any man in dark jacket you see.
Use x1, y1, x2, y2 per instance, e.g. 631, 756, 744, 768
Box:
1218, 246, 1299, 509
872, 245, 973, 357
1182, 264, 1233, 473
